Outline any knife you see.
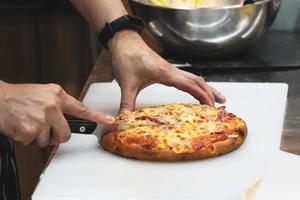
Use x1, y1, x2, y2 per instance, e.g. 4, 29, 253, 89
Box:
65, 115, 97, 134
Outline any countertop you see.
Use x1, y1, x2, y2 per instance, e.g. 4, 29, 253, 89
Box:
79, 50, 300, 155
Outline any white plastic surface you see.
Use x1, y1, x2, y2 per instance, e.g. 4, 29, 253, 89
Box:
256, 151, 300, 200
32, 82, 288, 200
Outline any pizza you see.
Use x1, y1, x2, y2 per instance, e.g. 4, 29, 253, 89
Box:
101, 103, 247, 161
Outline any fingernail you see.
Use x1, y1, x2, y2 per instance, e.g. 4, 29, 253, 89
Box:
106, 115, 115, 122
222, 96, 227, 102
215, 91, 226, 102
220, 94, 226, 102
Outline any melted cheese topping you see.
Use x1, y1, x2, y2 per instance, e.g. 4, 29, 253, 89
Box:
115, 104, 246, 154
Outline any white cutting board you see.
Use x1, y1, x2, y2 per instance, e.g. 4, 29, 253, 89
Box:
256, 151, 300, 200
32, 82, 288, 200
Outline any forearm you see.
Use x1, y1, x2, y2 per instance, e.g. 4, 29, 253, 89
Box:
70, 0, 128, 32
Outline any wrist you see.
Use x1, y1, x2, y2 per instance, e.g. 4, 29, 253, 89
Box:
107, 29, 143, 50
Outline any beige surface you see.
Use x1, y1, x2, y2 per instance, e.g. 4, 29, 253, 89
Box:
243, 180, 262, 200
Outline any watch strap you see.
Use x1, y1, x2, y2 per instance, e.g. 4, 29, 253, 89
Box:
98, 15, 145, 49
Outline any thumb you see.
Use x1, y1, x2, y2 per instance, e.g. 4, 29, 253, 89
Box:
119, 87, 138, 114
62, 94, 115, 125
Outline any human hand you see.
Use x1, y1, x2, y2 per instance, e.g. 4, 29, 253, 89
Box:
0, 82, 115, 147
108, 30, 226, 113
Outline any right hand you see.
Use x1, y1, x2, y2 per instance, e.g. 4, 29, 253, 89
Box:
0, 81, 115, 147
108, 30, 226, 113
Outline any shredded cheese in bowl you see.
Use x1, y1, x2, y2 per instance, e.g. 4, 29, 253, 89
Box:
149, 0, 221, 8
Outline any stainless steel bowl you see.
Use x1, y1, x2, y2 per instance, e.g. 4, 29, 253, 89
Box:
129, 0, 281, 57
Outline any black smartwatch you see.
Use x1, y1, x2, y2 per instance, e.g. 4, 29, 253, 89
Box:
98, 15, 145, 49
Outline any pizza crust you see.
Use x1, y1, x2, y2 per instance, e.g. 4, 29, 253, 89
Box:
101, 124, 247, 161
101, 104, 248, 162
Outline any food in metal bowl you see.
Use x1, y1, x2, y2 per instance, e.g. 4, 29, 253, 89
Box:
149, 0, 232, 8
129, 0, 281, 57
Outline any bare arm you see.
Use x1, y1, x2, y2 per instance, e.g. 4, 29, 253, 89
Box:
0, 81, 114, 147
70, 0, 127, 32
70, 0, 226, 112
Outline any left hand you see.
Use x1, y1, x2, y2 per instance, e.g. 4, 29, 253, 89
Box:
108, 30, 226, 113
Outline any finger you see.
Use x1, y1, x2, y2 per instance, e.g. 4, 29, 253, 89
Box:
14, 127, 39, 146
210, 86, 226, 104
34, 125, 50, 148
179, 69, 215, 105
13, 121, 42, 146
178, 69, 226, 104
50, 111, 71, 144
194, 78, 215, 104
194, 78, 215, 105
61, 94, 115, 125
48, 136, 60, 146
119, 87, 139, 113
161, 71, 213, 106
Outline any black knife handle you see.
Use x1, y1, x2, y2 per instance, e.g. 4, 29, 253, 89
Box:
64, 115, 97, 134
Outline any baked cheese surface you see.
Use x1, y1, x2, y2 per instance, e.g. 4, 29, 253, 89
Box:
114, 104, 245, 154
